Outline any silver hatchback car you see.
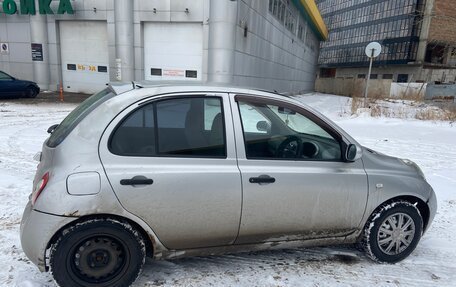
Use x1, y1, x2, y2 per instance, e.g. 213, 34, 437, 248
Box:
21, 83, 437, 287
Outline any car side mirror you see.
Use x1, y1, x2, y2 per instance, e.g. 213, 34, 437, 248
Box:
47, 124, 59, 134
256, 121, 271, 133
346, 144, 361, 162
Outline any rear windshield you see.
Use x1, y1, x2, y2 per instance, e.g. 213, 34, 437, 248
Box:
47, 88, 115, 147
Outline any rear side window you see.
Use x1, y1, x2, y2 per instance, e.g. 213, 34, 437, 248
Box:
110, 97, 226, 158
47, 88, 115, 147
110, 104, 156, 156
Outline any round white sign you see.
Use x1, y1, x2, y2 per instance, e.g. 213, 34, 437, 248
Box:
365, 42, 382, 58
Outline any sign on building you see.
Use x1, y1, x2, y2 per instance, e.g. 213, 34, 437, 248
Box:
0, 43, 9, 54
31, 43, 43, 61
2, 0, 74, 15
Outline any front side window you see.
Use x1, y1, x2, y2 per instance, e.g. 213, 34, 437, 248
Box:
238, 100, 341, 161
110, 97, 226, 158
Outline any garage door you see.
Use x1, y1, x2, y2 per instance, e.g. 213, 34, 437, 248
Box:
60, 21, 109, 94
144, 23, 203, 81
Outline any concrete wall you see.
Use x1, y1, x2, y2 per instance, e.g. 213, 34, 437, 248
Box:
390, 83, 427, 99
331, 66, 456, 83
426, 84, 456, 101
315, 78, 393, 98
422, 68, 456, 83
234, 0, 319, 94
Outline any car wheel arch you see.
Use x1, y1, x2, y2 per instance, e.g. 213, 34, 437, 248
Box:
361, 195, 430, 240
46, 214, 156, 261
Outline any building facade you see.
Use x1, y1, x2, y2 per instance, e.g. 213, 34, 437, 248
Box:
0, 0, 327, 94
316, 0, 456, 84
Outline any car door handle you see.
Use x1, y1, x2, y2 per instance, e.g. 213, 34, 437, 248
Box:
249, 175, 275, 184
120, 176, 153, 186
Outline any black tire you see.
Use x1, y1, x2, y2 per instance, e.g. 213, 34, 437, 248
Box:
25, 87, 38, 98
361, 201, 423, 263
50, 218, 146, 287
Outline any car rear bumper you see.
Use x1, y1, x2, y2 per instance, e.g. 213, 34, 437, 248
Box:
20, 201, 76, 272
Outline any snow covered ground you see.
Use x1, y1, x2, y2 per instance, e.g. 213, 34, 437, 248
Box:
0, 94, 455, 286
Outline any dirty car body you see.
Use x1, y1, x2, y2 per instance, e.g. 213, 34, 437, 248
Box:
20, 83, 437, 287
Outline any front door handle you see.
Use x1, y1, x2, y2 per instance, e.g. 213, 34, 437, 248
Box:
120, 176, 153, 186
249, 175, 275, 184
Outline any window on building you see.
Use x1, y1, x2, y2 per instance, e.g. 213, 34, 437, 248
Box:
382, 74, 393, 79
357, 74, 366, 79
370, 74, 378, 79
297, 24, 304, 40
397, 74, 409, 83
320, 68, 336, 78
269, 0, 312, 42
316, 0, 421, 66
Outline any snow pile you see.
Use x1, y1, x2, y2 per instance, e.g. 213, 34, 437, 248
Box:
0, 95, 455, 287
297, 93, 456, 122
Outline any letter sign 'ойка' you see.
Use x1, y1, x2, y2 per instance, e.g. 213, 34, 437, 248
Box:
2, 0, 74, 15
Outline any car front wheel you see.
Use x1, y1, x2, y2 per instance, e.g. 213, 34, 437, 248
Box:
50, 218, 146, 287
361, 201, 423, 263
25, 87, 38, 98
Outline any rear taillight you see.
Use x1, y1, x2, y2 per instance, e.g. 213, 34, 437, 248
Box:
32, 172, 49, 205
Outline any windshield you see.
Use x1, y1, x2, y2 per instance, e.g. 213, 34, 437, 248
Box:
47, 88, 115, 147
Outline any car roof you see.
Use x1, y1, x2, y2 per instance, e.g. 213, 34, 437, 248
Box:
109, 80, 288, 98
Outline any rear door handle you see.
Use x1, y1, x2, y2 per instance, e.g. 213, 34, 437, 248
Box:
120, 176, 153, 186
249, 175, 275, 184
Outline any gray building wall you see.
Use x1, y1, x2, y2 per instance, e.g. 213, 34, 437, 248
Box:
234, 0, 319, 93
334, 66, 456, 83
0, 0, 320, 94
426, 83, 456, 101
0, 11, 33, 81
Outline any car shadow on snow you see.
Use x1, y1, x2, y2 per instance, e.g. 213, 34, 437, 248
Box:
135, 246, 363, 286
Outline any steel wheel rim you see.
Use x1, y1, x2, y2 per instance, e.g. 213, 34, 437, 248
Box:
377, 212, 416, 256
71, 236, 127, 283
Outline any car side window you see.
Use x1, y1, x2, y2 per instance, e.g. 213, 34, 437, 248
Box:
238, 100, 341, 161
110, 104, 156, 156
238, 103, 271, 134
0, 71, 12, 80
110, 97, 226, 158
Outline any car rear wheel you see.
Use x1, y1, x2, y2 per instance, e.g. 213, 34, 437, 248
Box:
50, 218, 146, 287
361, 201, 423, 263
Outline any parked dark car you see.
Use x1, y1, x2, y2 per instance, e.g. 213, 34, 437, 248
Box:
0, 70, 40, 98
